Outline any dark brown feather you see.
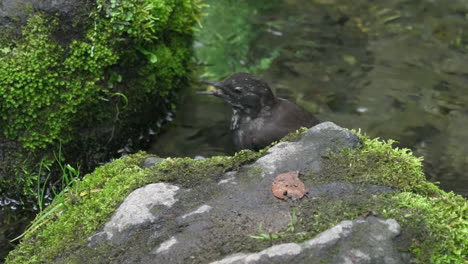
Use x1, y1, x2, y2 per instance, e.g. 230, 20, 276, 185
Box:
202, 73, 320, 151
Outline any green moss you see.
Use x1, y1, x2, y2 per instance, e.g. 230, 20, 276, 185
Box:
313, 131, 441, 196
149, 149, 261, 187
5, 150, 260, 264
0, 14, 114, 150
383, 192, 468, 264
263, 192, 395, 246
279, 127, 308, 142
300, 132, 467, 263
5, 152, 151, 264
0, 0, 201, 150
0, 0, 202, 200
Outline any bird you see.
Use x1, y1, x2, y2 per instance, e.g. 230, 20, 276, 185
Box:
199, 72, 320, 151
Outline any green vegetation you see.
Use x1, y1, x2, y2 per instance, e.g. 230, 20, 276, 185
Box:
0, 13, 115, 150
384, 192, 468, 264
11, 147, 82, 243
6, 152, 150, 264
0, 0, 200, 150
0, 0, 201, 199
194, 0, 281, 80
316, 132, 442, 195
249, 223, 281, 241
297, 132, 467, 264
5, 149, 261, 264
249, 209, 299, 242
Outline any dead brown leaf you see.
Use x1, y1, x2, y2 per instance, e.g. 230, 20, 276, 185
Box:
272, 171, 307, 200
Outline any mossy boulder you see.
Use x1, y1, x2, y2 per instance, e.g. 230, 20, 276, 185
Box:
0, 0, 201, 199
5, 123, 467, 264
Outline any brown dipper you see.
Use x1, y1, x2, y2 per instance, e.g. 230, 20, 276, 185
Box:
200, 72, 320, 151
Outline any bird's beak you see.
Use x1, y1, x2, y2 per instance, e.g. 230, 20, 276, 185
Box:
197, 80, 224, 96
200, 80, 219, 87
196, 90, 217, 95
197, 79, 244, 109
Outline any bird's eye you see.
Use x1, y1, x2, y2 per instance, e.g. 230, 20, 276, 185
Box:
234, 86, 242, 93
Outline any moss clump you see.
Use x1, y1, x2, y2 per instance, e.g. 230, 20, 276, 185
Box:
383, 192, 468, 264
5, 152, 152, 264
151, 149, 261, 187
312, 131, 441, 196
0, 0, 201, 150
0, 14, 116, 149
300, 132, 467, 264
0, 0, 202, 200
5, 150, 260, 264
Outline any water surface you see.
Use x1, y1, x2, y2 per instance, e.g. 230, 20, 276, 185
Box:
150, 0, 468, 196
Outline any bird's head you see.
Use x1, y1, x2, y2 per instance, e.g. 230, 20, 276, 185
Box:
200, 73, 276, 117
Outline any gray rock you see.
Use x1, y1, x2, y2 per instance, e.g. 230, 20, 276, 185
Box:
178, 204, 212, 220
140, 157, 164, 169
254, 122, 359, 177
62, 123, 410, 263
152, 236, 178, 254
212, 216, 404, 264
0, 0, 86, 19
308, 182, 396, 198
87, 183, 181, 248
0, 0, 92, 45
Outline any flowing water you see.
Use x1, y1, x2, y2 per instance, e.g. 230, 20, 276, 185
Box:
150, 0, 468, 197
3, 0, 468, 262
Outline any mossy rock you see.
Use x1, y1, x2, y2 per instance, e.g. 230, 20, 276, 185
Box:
5, 123, 467, 264
0, 0, 202, 199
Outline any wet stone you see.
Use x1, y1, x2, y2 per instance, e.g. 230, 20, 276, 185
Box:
212, 216, 406, 264
53, 123, 412, 263
140, 157, 165, 169
253, 122, 360, 177
87, 183, 181, 248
